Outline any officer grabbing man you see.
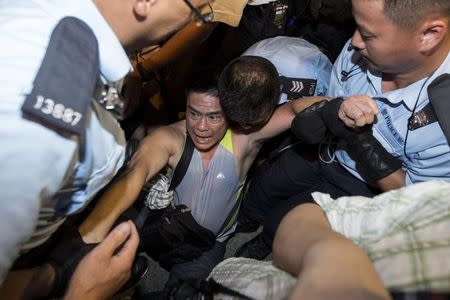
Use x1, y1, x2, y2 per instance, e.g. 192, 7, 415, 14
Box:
0, 0, 213, 298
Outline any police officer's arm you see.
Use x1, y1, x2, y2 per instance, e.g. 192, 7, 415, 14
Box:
248, 96, 331, 144
338, 95, 406, 190
377, 170, 405, 191
128, 21, 216, 82
124, 22, 217, 113
292, 96, 405, 191
79, 124, 184, 243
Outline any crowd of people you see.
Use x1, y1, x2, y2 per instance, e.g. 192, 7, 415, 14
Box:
0, 0, 449, 299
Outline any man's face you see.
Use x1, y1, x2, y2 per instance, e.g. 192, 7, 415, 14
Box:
351, 0, 421, 75
186, 92, 227, 152
143, 0, 212, 44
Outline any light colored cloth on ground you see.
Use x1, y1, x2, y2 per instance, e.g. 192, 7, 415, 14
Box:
210, 257, 296, 300
314, 180, 450, 292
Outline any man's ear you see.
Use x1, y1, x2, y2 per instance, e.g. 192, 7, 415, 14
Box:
418, 19, 447, 53
132, 0, 156, 18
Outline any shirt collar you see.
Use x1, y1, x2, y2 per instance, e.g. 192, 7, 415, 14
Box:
72, 0, 132, 82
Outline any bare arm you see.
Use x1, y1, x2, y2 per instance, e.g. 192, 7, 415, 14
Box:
249, 96, 331, 144
377, 169, 405, 191
273, 204, 391, 300
123, 21, 217, 114
129, 21, 217, 81
79, 126, 183, 243
141, 21, 216, 73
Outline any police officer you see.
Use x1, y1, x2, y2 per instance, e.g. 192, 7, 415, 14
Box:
0, 0, 213, 298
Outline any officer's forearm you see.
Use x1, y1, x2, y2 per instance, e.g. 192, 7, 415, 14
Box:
290, 96, 332, 115
377, 169, 405, 191
147, 21, 216, 71
135, 21, 216, 79
345, 133, 403, 186
79, 167, 146, 243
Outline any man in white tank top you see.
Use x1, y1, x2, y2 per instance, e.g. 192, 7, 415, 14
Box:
79, 57, 327, 294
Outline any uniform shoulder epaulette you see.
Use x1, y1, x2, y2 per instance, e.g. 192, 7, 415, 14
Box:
21, 17, 99, 137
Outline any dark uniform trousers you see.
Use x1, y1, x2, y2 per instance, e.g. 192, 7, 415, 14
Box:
241, 147, 380, 244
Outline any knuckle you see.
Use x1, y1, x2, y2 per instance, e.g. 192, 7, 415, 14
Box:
354, 110, 363, 118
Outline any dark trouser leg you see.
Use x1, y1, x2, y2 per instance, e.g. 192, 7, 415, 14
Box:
262, 159, 379, 243
241, 148, 323, 223
165, 241, 226, 289
238, 147, 379, 259
236, 149, 325, 259
140, 242, 226, 300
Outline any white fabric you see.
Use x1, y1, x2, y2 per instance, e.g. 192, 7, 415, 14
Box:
313, 180, 450, 291
248, 0, 277, 5
145, 168, 174, 210
210, 257, 296, 300
210, 181, 450, 299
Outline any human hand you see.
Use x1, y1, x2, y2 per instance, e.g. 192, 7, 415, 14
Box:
338, 96, 379, 128
64, 221, 139, 300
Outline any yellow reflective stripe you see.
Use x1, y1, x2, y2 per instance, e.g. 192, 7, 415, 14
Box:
220, 180, 245, 235
220, 129, 233, 153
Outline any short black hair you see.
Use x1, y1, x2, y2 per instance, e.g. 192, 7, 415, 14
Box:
382, 0, 450, 30
217, 56, 280, 132
186, 66, 221, 98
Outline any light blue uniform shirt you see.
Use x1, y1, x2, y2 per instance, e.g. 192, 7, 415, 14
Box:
0, 0, 131, 281
329, 40, 450, 185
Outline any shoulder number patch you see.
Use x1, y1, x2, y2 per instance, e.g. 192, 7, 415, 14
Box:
21, 17, 99, 137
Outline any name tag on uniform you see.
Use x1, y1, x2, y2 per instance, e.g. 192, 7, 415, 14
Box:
21, 17, 99, 137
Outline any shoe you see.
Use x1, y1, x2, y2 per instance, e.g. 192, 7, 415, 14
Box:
235, 233, 271, 260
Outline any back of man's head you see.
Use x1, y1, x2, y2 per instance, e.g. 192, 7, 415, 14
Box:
382, 0, 449, 30
218, 56, 280, 132
242, 36, 333, 103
